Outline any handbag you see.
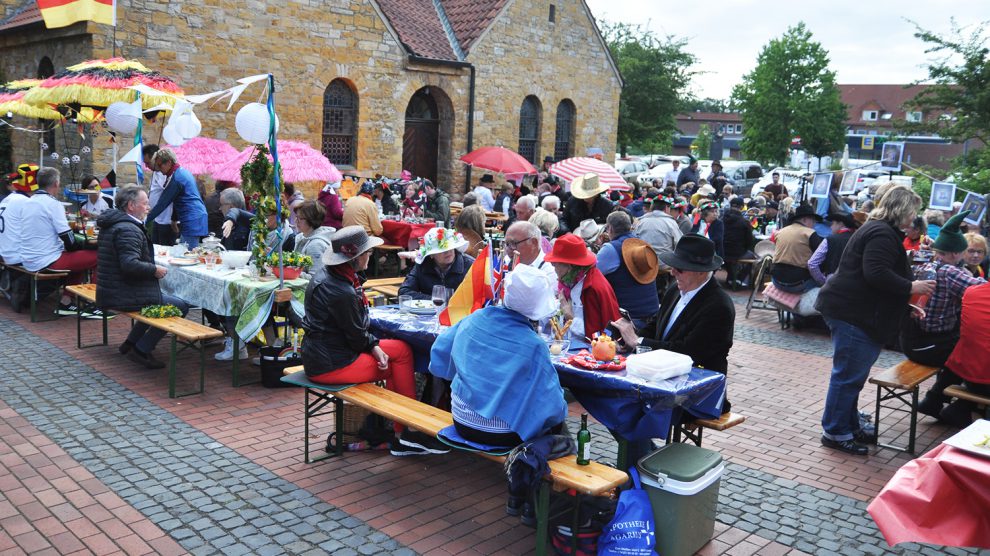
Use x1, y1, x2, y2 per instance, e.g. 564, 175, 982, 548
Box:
597, 468, 655, 556
259, 346, 300, 388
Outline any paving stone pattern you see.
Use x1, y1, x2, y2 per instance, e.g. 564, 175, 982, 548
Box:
0, 318, 414, 556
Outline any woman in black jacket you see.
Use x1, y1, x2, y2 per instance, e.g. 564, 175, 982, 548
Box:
815, 186, 935, 455
301, 226, 444, 456
399, 227, 475, 300
97, 185, 189, 369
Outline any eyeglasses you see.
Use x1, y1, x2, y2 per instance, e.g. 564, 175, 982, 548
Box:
504, 237, 535, 250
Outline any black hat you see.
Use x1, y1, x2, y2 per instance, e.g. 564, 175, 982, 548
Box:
792, 203, 823, 223
729, 197, 744, 207
480, 174, 495, 183
766, 200, 779, 210
711, 160, 722, 168
659, 233, 723, 272
543, 155, 555, 163
826, 212, 857, 229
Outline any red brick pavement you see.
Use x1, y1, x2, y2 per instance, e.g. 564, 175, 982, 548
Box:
0, 400, 187, 556
2, 289, 948, 554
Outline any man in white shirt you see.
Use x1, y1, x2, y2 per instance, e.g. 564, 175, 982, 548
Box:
0, 171, 34, 306
474, 174, 496, 212
663, 159, 682, 188
504, 221, 556, 284
18, 167, 99, 314
143, 144, 175, 246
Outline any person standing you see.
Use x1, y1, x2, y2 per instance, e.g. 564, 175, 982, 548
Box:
96, 185, 190, 369
147, 148, 209, 249
474, 174, 497, 212
763, 172, 788, 200
676, 158, 701, 190
562, 173, 613, 232
664, 159, 682, 188
815, 186, 935, 455
318, 181, 345, 229
142, 144, 176, 246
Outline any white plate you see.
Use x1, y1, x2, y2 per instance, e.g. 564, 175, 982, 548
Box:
943, 419, 990, 458
402, 299, 439, 315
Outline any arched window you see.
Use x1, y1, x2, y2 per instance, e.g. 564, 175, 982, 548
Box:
554, 100, 575, 161
518, 96, 541, 165
322, 79, 358, 167
37, 57, 56, 156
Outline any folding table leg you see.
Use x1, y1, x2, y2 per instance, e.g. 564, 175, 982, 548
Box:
534, 481, 550, 556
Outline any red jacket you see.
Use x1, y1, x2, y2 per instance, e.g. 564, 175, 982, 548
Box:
945, 283, 990, 384
579, 267, 621, 338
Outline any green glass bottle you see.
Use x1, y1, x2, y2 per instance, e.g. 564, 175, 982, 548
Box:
577, 413, 591, 465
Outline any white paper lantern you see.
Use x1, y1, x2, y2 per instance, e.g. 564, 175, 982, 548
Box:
235, 102, 278, 145
162, 124, 187, 146
105, 101, 139, 135
175, 111, 202, 140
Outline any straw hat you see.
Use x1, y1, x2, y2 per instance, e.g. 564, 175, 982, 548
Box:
321, 226, 384, 265
570, 173, 608, 199
697, 184, 716, 197
414, 227, 468, 264
574, 219, 604, 242
621, 238, 659, 284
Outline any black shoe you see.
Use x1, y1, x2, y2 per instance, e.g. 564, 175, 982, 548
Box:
939, 401, 976, 429
506, 496, 524, 517
126, 349, 165, 369
916, 396, 943, 419
520, 502, 536, 527
821, 435, 868, 455
397, 430, 450, 454
82, 307, 111, 320
118, 341, 135, 355
389, 437, 429, 457
57, 302, 80, 316
854, 428, 878, 445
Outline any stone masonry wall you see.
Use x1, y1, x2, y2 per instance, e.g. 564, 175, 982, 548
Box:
467, 0, 621, 170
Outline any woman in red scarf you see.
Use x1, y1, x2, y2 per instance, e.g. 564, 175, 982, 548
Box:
300, 226, 445, 456
545, 234, 620, 342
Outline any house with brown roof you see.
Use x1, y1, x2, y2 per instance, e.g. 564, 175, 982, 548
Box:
0, 0, 621, 194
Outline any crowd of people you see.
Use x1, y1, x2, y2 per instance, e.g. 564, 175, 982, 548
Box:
2, 151, 990, 469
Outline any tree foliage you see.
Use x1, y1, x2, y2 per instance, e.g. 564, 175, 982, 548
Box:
602, 22, 696, 156
732, 22, 847, 165
682, 97, 733, 113
693, 124, 712, 159
903, 19, 990, 146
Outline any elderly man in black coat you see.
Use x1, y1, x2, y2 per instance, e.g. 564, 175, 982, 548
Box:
97, 185, 189, 369
612, 234, 735, 409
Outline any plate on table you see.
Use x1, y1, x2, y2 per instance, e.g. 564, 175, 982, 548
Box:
402, 299, 439, 315
168, 258, 198, 266
943, 419, 990, 458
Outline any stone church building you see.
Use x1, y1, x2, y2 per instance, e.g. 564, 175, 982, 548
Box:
0, 0, 621, 194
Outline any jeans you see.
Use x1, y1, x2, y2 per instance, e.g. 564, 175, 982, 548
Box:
822, 317, 883, 441
127, 293, 189, 354
772, 276, 818, 294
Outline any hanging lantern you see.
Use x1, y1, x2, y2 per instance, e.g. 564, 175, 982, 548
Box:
174, 111, 202, 140
235, 102, 278, 145
162, 124, 186, 146
105, 101, 140, 135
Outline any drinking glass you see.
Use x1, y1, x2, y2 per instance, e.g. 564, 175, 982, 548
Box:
432, 285, 448, 330
398, 294, 412, 316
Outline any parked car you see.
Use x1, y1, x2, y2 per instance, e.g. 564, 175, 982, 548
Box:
615, 159, 649, 185
720, 161, 764, 197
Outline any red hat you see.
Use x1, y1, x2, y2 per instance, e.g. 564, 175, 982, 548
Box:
544, 233, 597, 266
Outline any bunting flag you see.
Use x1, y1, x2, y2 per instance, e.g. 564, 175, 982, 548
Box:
37, 0, 116, 29
438, 244, 493, 326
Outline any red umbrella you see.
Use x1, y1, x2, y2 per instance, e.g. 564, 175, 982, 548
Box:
549, 157, 630, 191
459, 146, 538, 175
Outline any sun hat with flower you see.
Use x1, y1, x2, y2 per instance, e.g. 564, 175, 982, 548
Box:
415, 227, 469, 264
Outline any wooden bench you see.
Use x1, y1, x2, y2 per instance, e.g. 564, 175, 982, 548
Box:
65, 284, 109, 349
670, 412, 746, 447
370, 244, 404, 276
280, 368, 627, 555
5, 264, 69, 322
869, 360, 940, 453
943, 385, 990, 420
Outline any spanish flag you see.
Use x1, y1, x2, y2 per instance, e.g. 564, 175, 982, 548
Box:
438, 244, 493, 326
37, 0, 116, 29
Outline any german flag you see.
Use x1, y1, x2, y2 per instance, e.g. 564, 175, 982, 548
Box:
37, 0, 116, 29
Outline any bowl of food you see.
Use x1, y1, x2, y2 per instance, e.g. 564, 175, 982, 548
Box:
222, 250, 252, 269
548, 339, 570, 356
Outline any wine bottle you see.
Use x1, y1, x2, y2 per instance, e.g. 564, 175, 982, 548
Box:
577, 413, 591, 465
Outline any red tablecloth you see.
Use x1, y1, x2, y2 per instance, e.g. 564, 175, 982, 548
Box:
380, 220, 435, 248
868, 443, 990, 549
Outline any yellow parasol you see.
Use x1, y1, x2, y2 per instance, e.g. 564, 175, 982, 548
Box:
21, 58, 184, 110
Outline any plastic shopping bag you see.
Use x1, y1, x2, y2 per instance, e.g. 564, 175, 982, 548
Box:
597, 468, 655, 555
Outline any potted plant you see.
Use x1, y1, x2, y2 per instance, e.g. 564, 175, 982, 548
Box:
265, 251, 312, 280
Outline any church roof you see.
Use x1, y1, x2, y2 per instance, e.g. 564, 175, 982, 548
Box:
375, 0, 508, 61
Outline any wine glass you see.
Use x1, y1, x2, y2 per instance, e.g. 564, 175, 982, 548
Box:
432, 285, 448, 330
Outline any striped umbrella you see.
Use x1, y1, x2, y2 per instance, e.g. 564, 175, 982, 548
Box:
0, 79, 101, 122
549, 157, 630, 191
22, 58, 183, 109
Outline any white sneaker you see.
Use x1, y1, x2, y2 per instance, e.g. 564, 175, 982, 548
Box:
214, 338, 234, 360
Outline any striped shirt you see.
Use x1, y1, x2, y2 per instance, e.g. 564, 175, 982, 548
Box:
451, 393, 513, 434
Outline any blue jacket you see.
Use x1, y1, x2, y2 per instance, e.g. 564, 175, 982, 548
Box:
148, 167, 208, 237
429, 306, 567, 441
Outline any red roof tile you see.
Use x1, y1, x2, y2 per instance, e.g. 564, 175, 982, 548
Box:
442, 0, 508, 52
678, 112, 743, 123
0, 1, 42, 33
376, 0, 458, 61
838, 84, 930, 125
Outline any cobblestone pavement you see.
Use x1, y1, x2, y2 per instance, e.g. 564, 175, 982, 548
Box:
0, 317, 411, 556
1, 285, 989, 555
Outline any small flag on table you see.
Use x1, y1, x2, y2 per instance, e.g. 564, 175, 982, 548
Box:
438, 244, 493, 326
37, 0, 117, 29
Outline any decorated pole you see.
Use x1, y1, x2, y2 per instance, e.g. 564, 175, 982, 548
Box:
266, 73, 284, 289
134, 91, 144, 184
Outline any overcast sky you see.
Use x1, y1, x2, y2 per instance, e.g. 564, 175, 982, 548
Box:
584, 0, 990, 100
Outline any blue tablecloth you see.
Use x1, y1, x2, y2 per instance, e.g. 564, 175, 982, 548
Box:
368, 306, 726, 440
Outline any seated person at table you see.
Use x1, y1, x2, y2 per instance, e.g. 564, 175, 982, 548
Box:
505, 221, 556, 283
401, 182, 423, 219
292, 200, 335, 267
454, 204, 486, 258
964, 232, 988, 279
771, 203, 824, 293
399, 227, 475, 300
611, 234, 734, 412
18, 168, 99, 315
545, 233, 620, 342
422, 180, 450, 225
78, 174, 111, 217
97, 185, 189, 369
219, 188, 253, 250
906, 212, 986, 417
342, 181, 383, 238
429, 263, 565, 448
597, 211, 660, 328
373, 181, 399, 216
301, 226, 447, 456
938, 282, 990, 427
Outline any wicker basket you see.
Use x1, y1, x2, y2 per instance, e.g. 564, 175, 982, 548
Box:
341, 401, 372, 438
